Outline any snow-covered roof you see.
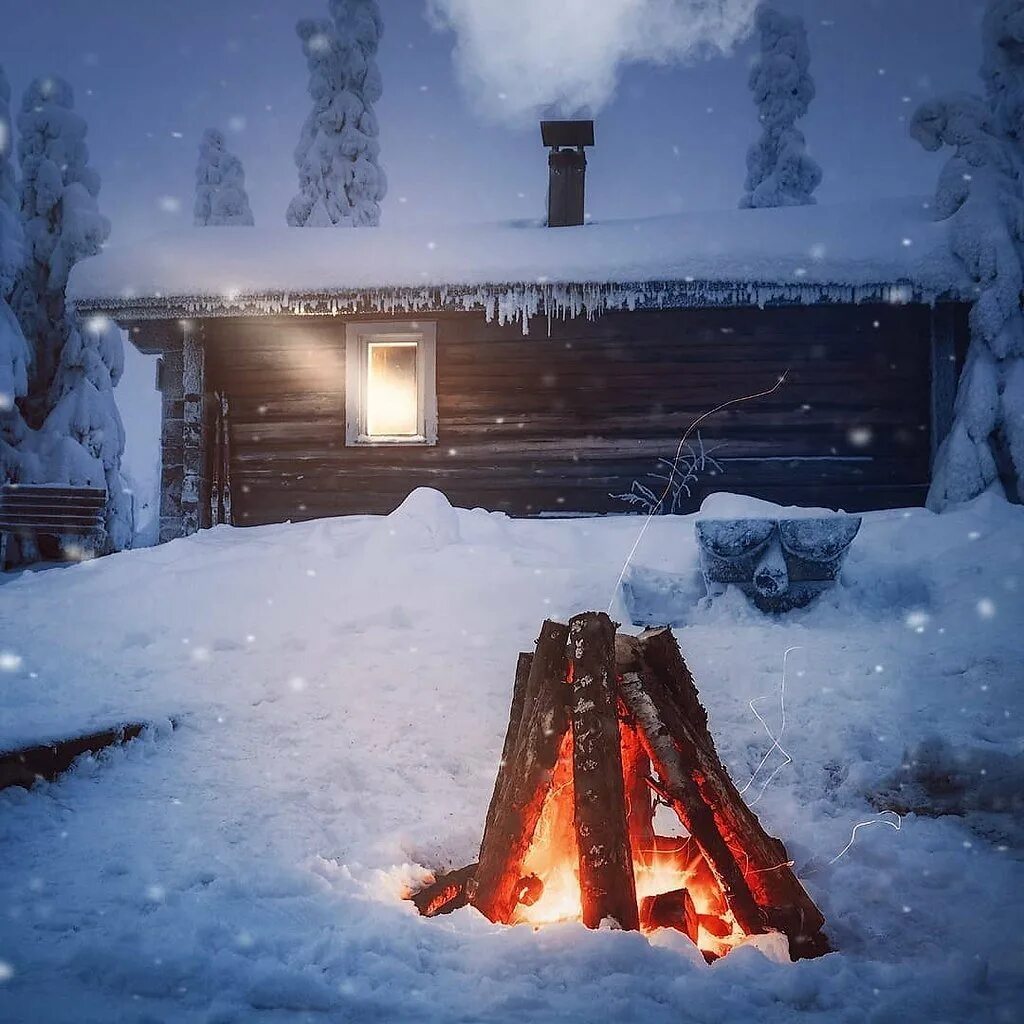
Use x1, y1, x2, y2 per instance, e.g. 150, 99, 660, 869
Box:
69, 197, 968, 326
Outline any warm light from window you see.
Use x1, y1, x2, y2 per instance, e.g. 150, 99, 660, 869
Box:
366, 341, 418, 436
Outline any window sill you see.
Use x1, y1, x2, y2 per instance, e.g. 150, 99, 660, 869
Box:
347, 435, 436, 447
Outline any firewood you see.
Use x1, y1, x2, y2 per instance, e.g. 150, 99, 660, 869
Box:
620, 669, 766, 938
567, 612, 640, 931
633, 628, 829, 959
620, 723, 655, 868
472, 621, 570, 923
411, 863, 477, 917
639, 887, 699, 945
481, 652, 533, 830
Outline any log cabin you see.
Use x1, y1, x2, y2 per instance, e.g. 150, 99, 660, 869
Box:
68, 143, 970, 543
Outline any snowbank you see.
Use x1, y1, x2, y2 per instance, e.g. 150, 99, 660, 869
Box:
0, 489, 1022, 1021
68, 198, 968, 326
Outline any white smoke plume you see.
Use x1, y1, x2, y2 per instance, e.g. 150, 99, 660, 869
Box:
427, 0, 760, 123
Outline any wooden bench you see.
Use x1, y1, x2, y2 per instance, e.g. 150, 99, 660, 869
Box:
0, 484, 107, 569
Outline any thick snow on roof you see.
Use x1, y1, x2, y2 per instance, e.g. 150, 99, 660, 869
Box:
69, 197, 967, 323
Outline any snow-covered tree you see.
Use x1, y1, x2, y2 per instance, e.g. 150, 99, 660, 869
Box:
916, 0, 1024, 509
194, 128, 254, 226
13, 76, 131, 549
287, 0, 387, 227
740, 4, 821, 209
0, 66, 31, 484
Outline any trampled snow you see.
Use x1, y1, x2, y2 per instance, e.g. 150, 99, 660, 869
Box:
68, 198, 969, 326
1, 489, 1022, 1022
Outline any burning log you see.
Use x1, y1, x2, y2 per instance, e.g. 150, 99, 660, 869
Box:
411, 863, 478, 917
639, 887, 699, 945
567, 612, 639, 931
472, 620, 571, 923
414, 614, 829, 962
626, 628, 829, 959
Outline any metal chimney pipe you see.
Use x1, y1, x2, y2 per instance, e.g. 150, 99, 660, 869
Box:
541, 120, 595, 228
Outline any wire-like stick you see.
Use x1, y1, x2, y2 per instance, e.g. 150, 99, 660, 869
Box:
605, 372, 789, 613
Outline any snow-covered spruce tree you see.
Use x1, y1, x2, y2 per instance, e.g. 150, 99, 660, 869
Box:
13, 76, 131, 549
0, 66, 31, 484
740, 4, 821, 209
914, 0, 1024, 508
194, 128, 254, 226
287, 0, 386, 227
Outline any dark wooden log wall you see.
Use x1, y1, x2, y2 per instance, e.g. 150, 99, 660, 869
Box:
200, 303, 945, 525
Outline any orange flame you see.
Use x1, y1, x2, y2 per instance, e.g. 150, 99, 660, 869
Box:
511, 733, 744, 956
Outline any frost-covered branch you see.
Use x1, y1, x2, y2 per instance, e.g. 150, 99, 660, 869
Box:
194, 129, 254, 227
287, 0, 387, 227
611, 434, 726, 515
740, 4, 821, 209
918, 0, 1024, 508
11, 76, 131, 549
0, 65, 31, 485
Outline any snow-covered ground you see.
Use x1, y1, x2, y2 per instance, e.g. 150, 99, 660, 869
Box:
1, 489, 1022, 1023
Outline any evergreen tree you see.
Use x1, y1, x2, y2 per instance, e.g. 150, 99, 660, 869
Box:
287, 0, 387, 227
0, 66, 30, 484
13, 76, 131, 549
194, 128, 254, 226
740, 4, 821, 209
916, 0, 1024, 508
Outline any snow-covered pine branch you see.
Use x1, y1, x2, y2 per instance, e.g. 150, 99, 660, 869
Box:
194, 129, 254, 227
11, 76, 131, 549
287, 0, 387, 227
916, 0, 1024, 509
740, 3, 821, 209
0, 65, 31, 484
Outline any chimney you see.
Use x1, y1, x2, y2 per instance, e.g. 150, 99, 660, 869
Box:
541, 120, 594, 228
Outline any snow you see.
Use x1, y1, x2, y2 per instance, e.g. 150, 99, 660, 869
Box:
193, 129, 254, 228
68, 197, 969, 326
1, 488, 1023, 1021
740, 4, 822, 209
287, 1, 386, 228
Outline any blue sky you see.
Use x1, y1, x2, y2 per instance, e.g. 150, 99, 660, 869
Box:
1, 0, 985, 244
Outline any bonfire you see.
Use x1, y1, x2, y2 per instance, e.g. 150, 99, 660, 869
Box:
411, 613, 829, 962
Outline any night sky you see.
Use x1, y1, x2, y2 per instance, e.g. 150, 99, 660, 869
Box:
1, 0, 985, 244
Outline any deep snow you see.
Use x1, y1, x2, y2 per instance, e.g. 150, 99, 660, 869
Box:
69, 197, 964, 306
1, 488, 1022, 1023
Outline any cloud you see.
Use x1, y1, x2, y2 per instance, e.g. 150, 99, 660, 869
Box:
427, 0, 759, 124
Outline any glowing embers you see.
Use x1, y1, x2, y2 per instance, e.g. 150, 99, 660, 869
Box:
410, 614, 829, 963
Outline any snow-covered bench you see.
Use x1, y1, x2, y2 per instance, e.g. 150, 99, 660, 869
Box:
0, 484, 107, 569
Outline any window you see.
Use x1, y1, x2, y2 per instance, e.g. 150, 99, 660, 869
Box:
345, 322, 437, 446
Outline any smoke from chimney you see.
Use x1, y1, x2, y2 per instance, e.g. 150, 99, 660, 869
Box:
427, 0, 758, 125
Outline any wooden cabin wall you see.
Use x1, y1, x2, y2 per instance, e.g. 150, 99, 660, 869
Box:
201, 304, 937, 526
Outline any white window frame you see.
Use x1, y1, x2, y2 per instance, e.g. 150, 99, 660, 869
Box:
345, 321, 437, 446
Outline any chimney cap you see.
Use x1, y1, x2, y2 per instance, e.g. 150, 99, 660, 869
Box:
540, 119, 594, 149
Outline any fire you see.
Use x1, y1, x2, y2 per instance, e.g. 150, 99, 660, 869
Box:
510, 734, 743, 956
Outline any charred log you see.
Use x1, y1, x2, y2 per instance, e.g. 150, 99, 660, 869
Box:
472, 621, 571, 923
639, 887, 699, 945
632, 627, 829, 959
567, 612, 640, 931
411, 863, 478, 917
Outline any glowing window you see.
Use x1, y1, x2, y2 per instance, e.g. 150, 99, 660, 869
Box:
345, 322, 437, 446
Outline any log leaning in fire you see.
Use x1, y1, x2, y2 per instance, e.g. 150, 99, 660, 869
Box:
620, 722, 656, 869
411, 863, 478, 917
631, 628, 829, 959
621, 666, 767, 938
567, 612, 640, 931
472, 620, 571, 923
481, 652, 534, 832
